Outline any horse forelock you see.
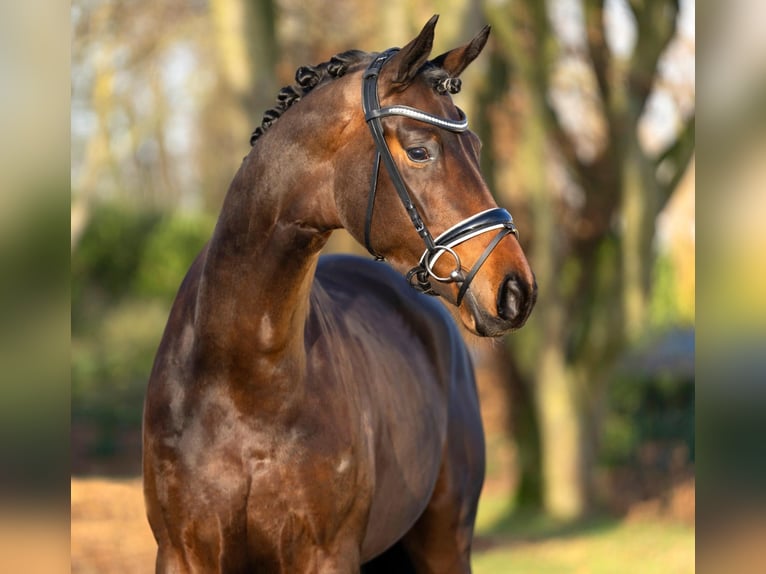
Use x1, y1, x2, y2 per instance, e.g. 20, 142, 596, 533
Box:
249, 53, 462, 147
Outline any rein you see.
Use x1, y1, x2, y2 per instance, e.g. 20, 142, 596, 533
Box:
361, 49, 519, 305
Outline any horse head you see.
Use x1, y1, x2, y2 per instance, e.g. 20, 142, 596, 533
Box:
338, 17, 537, 336
250, 15, 537, 337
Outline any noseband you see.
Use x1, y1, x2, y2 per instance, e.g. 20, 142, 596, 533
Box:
361, 49, 519, 305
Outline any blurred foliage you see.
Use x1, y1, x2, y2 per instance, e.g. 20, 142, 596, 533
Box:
601, 369, 694, 468
72, 204, 162, 315
0, 179, 70, 495
650, 254, 684, 328
134, 213, 214, 298
71, 204, 214, 459
71, 300, 169, 455
72, 203, 214, 319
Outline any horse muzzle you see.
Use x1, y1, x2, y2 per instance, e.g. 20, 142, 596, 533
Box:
457, 272, 536, 337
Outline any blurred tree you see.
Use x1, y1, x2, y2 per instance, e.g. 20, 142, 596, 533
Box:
211, 0, 277, 111
481, 0, 694, 518
71, 0, 279, 216
71, 0, 211, 240
200, 0, 278, 210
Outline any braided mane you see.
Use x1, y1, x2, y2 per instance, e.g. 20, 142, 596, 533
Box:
250, 51, 463, 146
250, 50, 369, 146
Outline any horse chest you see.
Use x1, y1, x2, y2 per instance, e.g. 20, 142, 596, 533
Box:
235, 414, 372, 560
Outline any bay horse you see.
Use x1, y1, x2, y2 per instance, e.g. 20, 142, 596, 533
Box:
143, 15, 536, 573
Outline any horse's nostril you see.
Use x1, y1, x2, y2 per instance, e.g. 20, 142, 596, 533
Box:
498, 276, 524, 322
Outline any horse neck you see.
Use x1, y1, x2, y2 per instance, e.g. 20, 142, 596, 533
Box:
193, 130, 342, 375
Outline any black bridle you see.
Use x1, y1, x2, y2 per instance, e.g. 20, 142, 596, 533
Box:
361, 49, 519, 306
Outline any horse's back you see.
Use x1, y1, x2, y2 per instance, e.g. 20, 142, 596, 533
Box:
313, 254, 463, 348
312, 254, 483, 561
312, 254, 471, 398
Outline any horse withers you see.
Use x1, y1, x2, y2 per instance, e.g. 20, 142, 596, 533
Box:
143, 15, 536, 573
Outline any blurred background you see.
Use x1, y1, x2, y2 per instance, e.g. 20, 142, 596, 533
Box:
68, 0, 697, 571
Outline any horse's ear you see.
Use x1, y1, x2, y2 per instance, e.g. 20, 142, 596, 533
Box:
389, 14, 439, 86
431, 25, 491, 78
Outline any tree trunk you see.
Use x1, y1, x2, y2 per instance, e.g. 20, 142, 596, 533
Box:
620, 134, 657, 342
203, 0, 277, 209
490, 0, 591, 519
536, 324, 587, 519
210, 0, 276, 111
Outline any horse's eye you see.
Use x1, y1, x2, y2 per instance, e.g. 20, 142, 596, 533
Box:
406, 147, 430, 163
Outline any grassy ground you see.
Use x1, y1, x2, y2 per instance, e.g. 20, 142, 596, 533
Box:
71, 477, 694, 573
472, 492, 694, 574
